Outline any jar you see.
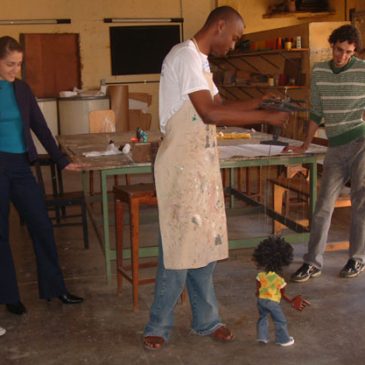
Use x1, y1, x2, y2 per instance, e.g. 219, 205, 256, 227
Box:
284, 41, 292, 51
288, 0, 296, 12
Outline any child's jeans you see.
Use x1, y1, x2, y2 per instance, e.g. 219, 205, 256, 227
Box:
257, 298, 291, 344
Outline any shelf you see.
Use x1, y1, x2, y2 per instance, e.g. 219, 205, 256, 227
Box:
263, 11, 336, 19
212, 48, 309, 60
217, 84, 305, 90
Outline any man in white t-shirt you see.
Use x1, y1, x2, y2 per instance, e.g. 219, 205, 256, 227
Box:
143, 6, 289, 350
159, 38, 219, 134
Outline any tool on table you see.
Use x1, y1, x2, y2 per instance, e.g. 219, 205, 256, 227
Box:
260, 87, 308, 146
136, 127, 148, 143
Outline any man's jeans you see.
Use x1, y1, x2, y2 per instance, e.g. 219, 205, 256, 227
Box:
144, 241, 222, 341
304, 137, 365, 268
257, 298, 290, 344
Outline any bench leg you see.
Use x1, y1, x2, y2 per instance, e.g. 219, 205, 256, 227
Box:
115, 199, 124, 293
272, 184, 286, 234
130, 199, 140, 311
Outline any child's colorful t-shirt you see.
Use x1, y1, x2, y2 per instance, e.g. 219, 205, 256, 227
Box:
257, 271, 286, 303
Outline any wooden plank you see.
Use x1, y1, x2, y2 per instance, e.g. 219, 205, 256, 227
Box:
325, 241, 349, 252
20, 33, 81, 98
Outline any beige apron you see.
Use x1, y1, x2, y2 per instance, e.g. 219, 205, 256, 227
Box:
155, 70, 228, 269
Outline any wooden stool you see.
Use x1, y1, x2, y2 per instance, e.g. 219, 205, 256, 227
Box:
269, 175, 351, 234
114, 183, 158, 310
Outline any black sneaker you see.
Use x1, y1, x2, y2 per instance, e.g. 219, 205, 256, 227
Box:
291, 263, 321, 283
339, 258, 365, 278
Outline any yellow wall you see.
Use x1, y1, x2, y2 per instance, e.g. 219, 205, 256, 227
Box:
0, 0, 358, 129
0, 0, 216, 88
0, 0, 215, 129
219, 0, 355, 33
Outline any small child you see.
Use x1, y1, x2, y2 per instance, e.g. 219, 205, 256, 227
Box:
0, 326, 5, 336
253, 236, 310, 346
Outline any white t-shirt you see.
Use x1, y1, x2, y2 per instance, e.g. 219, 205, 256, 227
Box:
159, 39, 219, 133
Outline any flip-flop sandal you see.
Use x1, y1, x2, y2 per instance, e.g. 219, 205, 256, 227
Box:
143, 336, 165, 350
210, 325, 234, 342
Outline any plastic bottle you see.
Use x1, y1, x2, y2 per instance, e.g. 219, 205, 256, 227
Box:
296, 36, 302, 49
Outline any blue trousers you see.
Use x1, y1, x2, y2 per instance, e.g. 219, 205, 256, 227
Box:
0, 152, 67, 303
144, 240, 223, 341
257, 298, 291, 344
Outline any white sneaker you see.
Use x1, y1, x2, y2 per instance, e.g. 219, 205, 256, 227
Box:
277, 337, 294, 347
0, 327, 6, 336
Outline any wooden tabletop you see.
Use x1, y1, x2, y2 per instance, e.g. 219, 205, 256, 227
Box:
57, 128, 326, 171
57, 130, 162, 171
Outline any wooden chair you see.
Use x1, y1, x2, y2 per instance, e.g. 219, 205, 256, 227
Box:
88, 109, 116, 133
88, 109, 121, 193
113, 142, 159, 311
269, 137, 344, 234
114, 183, 158, 311
33, 157, 89, 249
269, 174, 351, 234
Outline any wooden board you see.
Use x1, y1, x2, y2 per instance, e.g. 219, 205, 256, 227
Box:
20, 33, 81, 98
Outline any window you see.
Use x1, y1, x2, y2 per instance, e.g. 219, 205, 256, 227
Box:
109, 25, 181, 75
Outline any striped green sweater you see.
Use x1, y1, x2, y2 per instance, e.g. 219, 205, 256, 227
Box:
310, 57, 365, 147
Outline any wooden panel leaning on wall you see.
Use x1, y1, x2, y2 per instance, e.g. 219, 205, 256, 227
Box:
20, 33, 81, 98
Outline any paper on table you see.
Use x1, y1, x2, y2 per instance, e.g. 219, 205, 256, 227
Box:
82, 143, 122, 157
218, 144, 285, 159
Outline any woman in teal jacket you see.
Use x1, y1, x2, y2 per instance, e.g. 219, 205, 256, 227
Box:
0, 36, 83, 316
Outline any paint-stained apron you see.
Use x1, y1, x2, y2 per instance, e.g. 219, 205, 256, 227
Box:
155, 72, 228, 269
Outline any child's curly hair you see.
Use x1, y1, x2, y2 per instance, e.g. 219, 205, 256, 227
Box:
252, 236, 293, 274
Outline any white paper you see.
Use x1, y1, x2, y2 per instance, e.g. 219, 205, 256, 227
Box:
218, 144, 285, 159
82, 143, 122, 157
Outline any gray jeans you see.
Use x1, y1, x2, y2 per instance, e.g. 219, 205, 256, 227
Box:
304, 137, 365, 268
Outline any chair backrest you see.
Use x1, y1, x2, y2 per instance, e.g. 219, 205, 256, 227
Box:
88, 109, 116, 133
32, 156, 62, 197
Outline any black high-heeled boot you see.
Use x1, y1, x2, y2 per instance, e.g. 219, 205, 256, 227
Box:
6, 301, 27, 315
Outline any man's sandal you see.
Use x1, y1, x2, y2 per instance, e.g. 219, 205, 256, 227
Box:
143, 336, 165, 350
210, 325, 234, 342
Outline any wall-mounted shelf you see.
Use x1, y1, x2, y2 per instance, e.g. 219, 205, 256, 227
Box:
214, 48, 309, 60
209, 49, 308, 76
209, 22, 348, 141
216, 84, 306, 100
217, 84, 305, 90
263, 11, 336, 19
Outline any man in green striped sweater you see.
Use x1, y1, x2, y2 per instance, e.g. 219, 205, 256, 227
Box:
289, 25, 365, 282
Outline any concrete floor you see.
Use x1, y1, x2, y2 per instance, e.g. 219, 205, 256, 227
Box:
1, 170, 364, 365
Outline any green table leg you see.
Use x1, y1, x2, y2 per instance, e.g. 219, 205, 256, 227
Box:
101, 171, 112, 281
